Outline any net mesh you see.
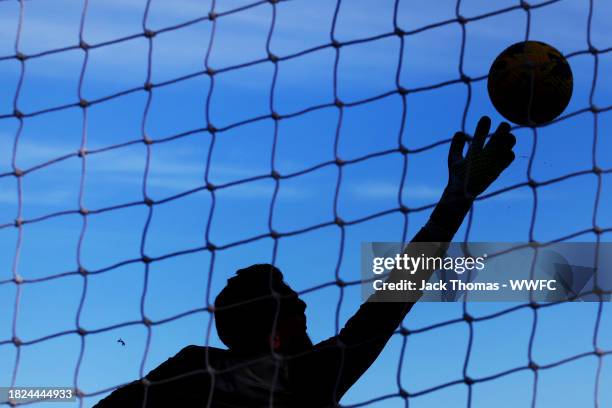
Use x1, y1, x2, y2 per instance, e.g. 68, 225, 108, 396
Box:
0, 0, 610, 406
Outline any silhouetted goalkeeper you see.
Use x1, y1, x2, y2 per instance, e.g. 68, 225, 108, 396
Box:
95, 116, 515, 407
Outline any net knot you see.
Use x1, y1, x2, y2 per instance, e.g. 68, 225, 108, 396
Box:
394, 27, 406, 37
77, 327, 88, 336
78, 267, 88, 276
399, 144, 409, 155
400, 205, 410, 214
463, 376, 474, 385
206, 67, 216, 76
268, 52, 279, 63
399, 326, 410, 336
208, 11, 218, 21
590, 104, 600, 114
143, 317, 153, 326
206, 182, 216, 191
13, 274, 23, 284
79, 207, 89, 216
527, 179, 538, 188
15, 52, 27, 61
270, 230, 280, 239
14, 217, 24, 227
456, 14, 467, 25
336, 278, 345, 287
13, 168, 24, 177
521, 1, 531, 10
12, 336, 22, 346
335, 217, 345, 227
460, 74, 471, 84
143, 136, 154, 145
144, 82, 154, 92
142, 255, 153, 264
463, 313, 474, 323
335, 158, 345, 167
528, 361, 539, 371
271, 170, 281, 180
588, 46, 599, 55
398, 86, 409, 96
594, 348, 605, 357
331, 39, 343, 49
593, 226, 603, 236
79, 99, 89, 108
527, 240, 540, 248
141, 378, 151, 387
399, 388, 409, 399
144, 29, 156, 39
529, 301, 540, 309
271, 111, 281, 121
207, 123, 217, 133
144, 197, 155, 207
13, 109, 24, 119
78, 148, 88, 158
79, 40, 90, 50
206, 242, 217, 251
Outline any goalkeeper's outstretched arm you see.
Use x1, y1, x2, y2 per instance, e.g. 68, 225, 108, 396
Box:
304, 116, 516, 402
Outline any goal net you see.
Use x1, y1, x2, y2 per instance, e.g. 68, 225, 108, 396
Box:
0, 0, 610, 407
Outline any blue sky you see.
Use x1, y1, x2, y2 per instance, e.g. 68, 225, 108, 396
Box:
0, 0, 611, 407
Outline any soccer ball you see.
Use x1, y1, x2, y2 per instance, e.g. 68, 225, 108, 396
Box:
487, 41, 573, 126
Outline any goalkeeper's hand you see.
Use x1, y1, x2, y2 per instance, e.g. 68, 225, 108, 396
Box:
446, 115, 516, 200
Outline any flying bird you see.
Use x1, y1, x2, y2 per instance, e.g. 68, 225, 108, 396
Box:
117, 338, 125, 346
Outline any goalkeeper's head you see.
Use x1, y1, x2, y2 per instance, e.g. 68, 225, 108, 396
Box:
214, 264, 312, 355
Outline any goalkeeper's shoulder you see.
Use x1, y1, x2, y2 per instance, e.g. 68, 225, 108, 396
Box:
146, 345, 226, 381
93, 345, 225, 407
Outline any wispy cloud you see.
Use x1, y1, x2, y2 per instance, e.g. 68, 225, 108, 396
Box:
403, 184, 443, 200
218, 182, 310, 200
346, 181, 442, 201
1, 137, 313, 201
0, 188, 73, 206
345, 180, 534, 203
